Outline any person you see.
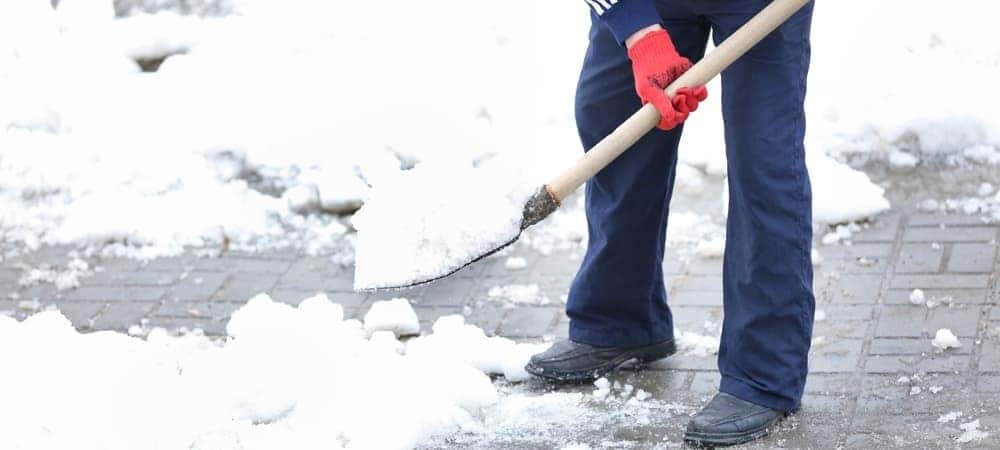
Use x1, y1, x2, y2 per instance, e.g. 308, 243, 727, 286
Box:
525, 0, 815, 446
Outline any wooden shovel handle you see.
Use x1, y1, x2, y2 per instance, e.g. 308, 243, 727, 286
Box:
545, 0, 813, 202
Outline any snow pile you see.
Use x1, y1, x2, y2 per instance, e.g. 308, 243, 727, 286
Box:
0, 292, 558, 449
505, 256, 528, 270
931, 328, 962, 351
406, 314, 550, 382
909, 289, 926, 305
352, 162, 536, 290
362, 298, 420, 337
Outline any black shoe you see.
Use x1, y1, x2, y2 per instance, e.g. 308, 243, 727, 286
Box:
684, 392, 787, 447
524, 338, 676, 382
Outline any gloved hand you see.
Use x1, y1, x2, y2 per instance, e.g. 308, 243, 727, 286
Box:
626, 29, 708, 131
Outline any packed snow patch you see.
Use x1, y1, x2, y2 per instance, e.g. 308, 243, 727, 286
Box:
353, 161, 536, 290
676, 331, 720, 358
0, 292, 557, 449
504, 256, 528, 270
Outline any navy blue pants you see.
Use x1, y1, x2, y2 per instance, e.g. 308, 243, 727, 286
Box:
568, 0, 815, 412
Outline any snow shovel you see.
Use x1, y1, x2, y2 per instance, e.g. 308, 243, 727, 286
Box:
358, 0, 813, 291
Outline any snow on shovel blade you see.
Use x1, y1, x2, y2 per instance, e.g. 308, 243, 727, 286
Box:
352, 162, 559, 291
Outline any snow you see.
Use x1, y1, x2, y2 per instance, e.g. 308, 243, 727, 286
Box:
909, 289, 926, 305
362, 297, 420, 337
352, 161, 536, 290
505, 256, 528, 270
932, 328, 962, 351
0, 292, 563, 449
676, 331, 720, 358
938, 411, 963, 423
487, 284, 551, 307
957, 419, 989, 444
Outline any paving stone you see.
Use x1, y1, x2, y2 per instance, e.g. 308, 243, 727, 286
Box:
51, 302, 105, 330
884, 288, 987, 305
685, 258, 723, 275
155, 300, 243, 319
875, 306, 927, 337
908, 213, 994, 226
825, 275, 882, 304
689, 371, 721, 395
499, 307, 560, 338
91, 302, 157, 331
674, 275, 723, 292
978, 341, 1000, 373
803, 373, 855, 395
925, 306, 982, 337
144, 316, 228, 336
948, 242, 997, 273
212, 274, 279, 301
669, 290, 722, 306
64, 285, 168, 302
464, 304, 507, 336
895, 243, 944, 273
195, 257, 292, 274
889, 274, 990, 290
870, 337, 971, 356
809, 339, 862, 373
84, 270, 179, 287
902, 226, 996, 242
864, 353, 970, 374
324, 291, 370, 308
416, 277, 479, 307
851, 213, 900, 242
671, 306, 723, 332
167, 272, 227, 301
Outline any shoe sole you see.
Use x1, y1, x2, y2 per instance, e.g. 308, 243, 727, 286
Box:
683, 413, 786, 447
524, 340, 676, 383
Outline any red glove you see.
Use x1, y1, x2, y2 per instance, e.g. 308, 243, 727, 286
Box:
626, 29, 708, 131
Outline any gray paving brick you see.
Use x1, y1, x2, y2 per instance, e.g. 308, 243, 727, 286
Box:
499, 307, 559, 338
52, 302, 105, 330
689, 371, 721, 395
415, 277, 479, 307
908, 213, 993, 226
167, 272, 227, 301
809, 339, 862, 373
803, 374, 855, 395
948, 242, 997, 273
84, 270, 179, 287
851, 213, 900, 242
884, 288, 987, 305
890, 274, 990, 289
212, 274, 279, 301
669, 290, 722, 306
674, 275, 723, 292
463, 304, 507, 336
925, 306, 982, 337
155, 300, 243, 319
144, 316, 228, 336
902, 226, 996, 242
825, 275, 882, 304
64, 285, 168, 302
978, 341, 1000, 372
324, 291, 370, 308
864, 353, 970, 374
875, 306, 927, 337
91, 302, 157, 331
870, 337, 971, 355
895, 243, 944, 273
218, 258, 295, 275
685, 258, 722, 275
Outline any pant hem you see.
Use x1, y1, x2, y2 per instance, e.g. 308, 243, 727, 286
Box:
719, 375, 801, 413
569, 321, 673, 348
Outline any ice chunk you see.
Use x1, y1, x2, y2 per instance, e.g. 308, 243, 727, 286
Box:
938, 411, 963, 423
932, 328, 962, 351
957, 419, 988, 443
909, 289, 926, 305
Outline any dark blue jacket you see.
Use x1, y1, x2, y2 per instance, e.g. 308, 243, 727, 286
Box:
583, 0, 661, 43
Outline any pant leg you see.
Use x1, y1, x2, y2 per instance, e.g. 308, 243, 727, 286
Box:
568, 3, 710, 348
702, 0, 815, 412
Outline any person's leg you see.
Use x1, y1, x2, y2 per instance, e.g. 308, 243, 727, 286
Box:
567, 1, 710, 349
707, 0, 816, 412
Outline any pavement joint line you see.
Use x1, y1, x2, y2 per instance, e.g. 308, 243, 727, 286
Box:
839, 211, 906, 448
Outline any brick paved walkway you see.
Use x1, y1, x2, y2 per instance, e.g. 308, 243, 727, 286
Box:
2, 211, 998, 448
